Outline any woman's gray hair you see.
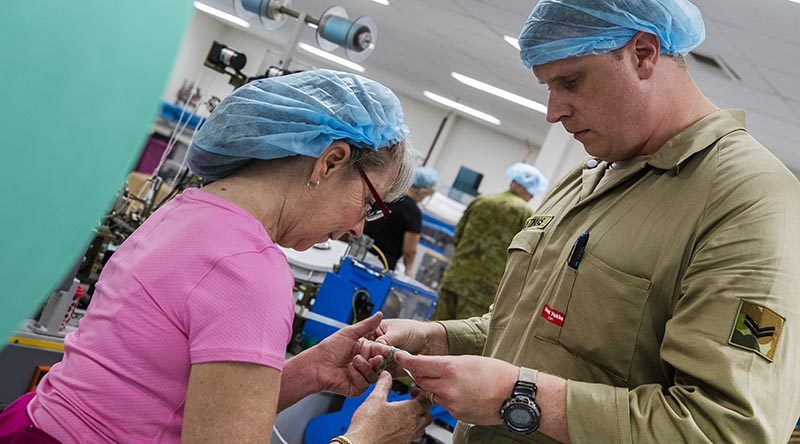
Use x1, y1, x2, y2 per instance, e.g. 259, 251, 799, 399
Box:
348, 139, 418, 202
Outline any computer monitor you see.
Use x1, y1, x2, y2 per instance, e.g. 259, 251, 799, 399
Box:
452, 166, 483, 197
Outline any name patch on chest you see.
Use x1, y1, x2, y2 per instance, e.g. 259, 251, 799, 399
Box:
541, 304, 565, 327
526, 215, 555, 230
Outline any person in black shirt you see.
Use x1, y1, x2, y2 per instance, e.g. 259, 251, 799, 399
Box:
365, 167, 438, 276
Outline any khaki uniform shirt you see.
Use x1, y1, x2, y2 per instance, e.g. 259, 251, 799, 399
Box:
441, 110, 800, 443
437, 191, 533, 319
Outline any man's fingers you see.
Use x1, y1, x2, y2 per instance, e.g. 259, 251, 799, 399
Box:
367, 371, 393, 401
344, 311, 384, 338
394, 351, 444, 379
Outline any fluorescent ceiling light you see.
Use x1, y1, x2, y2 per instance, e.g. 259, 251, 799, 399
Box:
503, 35, 520, 51
298, 42, 365, 72
423, 91, 501, 125
193, 2, 250, 28
307, 22, 318, 29
451, 72, 547, 115
369, 0, 391, 5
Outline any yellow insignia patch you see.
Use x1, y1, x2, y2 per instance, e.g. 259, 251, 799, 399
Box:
526, 215, 554, 230
728, 300, 785, 362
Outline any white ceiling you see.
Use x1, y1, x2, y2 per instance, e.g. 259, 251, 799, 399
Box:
206, 0, 800, 174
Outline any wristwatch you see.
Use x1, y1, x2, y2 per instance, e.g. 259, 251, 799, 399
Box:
500, 367, 541, 434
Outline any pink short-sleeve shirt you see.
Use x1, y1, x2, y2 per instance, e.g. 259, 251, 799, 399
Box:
28, 188, 295, 443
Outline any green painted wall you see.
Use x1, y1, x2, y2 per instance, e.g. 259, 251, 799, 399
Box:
0, 2, 192, 338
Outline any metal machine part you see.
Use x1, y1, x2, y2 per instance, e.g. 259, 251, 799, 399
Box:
28, 279, 80, 338
316, 6, 377, 61
239, 0, 377, 70
204, 41, 248, 88
301, 256, 438, 347
343, 235, 374, 262
239, 0, 293, 30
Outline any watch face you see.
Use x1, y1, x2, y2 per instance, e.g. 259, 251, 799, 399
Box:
508, 406, 534, 428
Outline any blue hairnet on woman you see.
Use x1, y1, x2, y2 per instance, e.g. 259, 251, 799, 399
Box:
3, 69, 432, 443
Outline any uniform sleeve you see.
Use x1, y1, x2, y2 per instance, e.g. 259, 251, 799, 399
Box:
566, 155, 800, 443
452, 199, 475, 247
184, 249, 295, 371
438, 310, 492, 355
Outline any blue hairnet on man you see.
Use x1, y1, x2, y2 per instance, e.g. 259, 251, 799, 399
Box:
365, 165, 439, 276
506, 162, 549, 196
368, 1, 800, 443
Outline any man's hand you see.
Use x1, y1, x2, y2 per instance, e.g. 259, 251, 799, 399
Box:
394, 353, 518, 426
373, 319, 449, 356
345, 371, 433, 444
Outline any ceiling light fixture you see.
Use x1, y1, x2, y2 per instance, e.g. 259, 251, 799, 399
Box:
451, 72, 547, 115
193, 1, 250, 28
423, 91, 501, 125
368, 0, 390, 5
298, 42, 366, 72
503, 35, 520, 51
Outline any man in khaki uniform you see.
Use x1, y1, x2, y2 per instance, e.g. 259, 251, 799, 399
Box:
366, 1, 800, 443
435, 163, 547, 320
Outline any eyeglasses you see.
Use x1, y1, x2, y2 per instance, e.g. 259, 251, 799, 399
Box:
357, 167, 391, 222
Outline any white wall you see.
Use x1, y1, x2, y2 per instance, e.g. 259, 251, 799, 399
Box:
161, 11, 542, 196
431, 117, 537, 195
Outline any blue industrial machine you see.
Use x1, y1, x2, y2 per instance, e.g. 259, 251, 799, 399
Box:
302, 256, 439, 345
304, 385, 456, 444
296, 253, 455, 443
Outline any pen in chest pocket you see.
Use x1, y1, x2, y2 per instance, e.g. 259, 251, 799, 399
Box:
567, 231, 590, 269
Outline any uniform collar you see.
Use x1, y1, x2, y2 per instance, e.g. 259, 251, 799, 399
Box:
647, 109, 747, 171
504, 189, 527, 201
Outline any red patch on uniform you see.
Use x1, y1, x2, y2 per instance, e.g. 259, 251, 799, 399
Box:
541, 304, 565, 327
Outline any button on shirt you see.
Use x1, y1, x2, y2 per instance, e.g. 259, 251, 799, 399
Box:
440, 110, 800, 443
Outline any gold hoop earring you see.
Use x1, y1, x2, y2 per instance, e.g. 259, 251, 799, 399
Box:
307, 179, 320, 190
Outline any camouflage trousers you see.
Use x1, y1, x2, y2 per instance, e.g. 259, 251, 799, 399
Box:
433, 288, 492, 321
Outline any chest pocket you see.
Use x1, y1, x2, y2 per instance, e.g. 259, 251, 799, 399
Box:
490, 229, 544, 331
558, 250, 652, 382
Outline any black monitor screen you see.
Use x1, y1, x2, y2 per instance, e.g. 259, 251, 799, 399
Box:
452, 166, 483, 197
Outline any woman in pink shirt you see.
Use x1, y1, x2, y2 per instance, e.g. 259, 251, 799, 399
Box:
0, 70, 429, 443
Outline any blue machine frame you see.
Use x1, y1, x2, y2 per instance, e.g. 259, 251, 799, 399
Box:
302, 257, 439, 344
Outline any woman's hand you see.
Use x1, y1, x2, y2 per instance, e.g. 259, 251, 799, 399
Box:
310, 312, 394, 396
345, 371, 433, 444
280, 313, 393, 411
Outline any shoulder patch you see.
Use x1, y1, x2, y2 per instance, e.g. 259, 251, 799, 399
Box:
728, 300, 785, 362
526, 215, 554, 230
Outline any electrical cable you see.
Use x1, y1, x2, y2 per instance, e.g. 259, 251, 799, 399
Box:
351, 289, 370, 324
370, 244, 389, 272
272, 425, 289, 444
154, 70, 206, 179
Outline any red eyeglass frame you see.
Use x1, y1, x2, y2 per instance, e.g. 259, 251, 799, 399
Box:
357, 167, 391, 221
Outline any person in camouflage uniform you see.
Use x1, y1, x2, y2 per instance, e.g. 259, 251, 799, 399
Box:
434, 163, 548, 320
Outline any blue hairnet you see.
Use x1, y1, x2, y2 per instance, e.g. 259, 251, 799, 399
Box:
518, 0, 706, 68
412, 167, 439, 188
188, 69, 409, 181
507, 163, 549, 195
